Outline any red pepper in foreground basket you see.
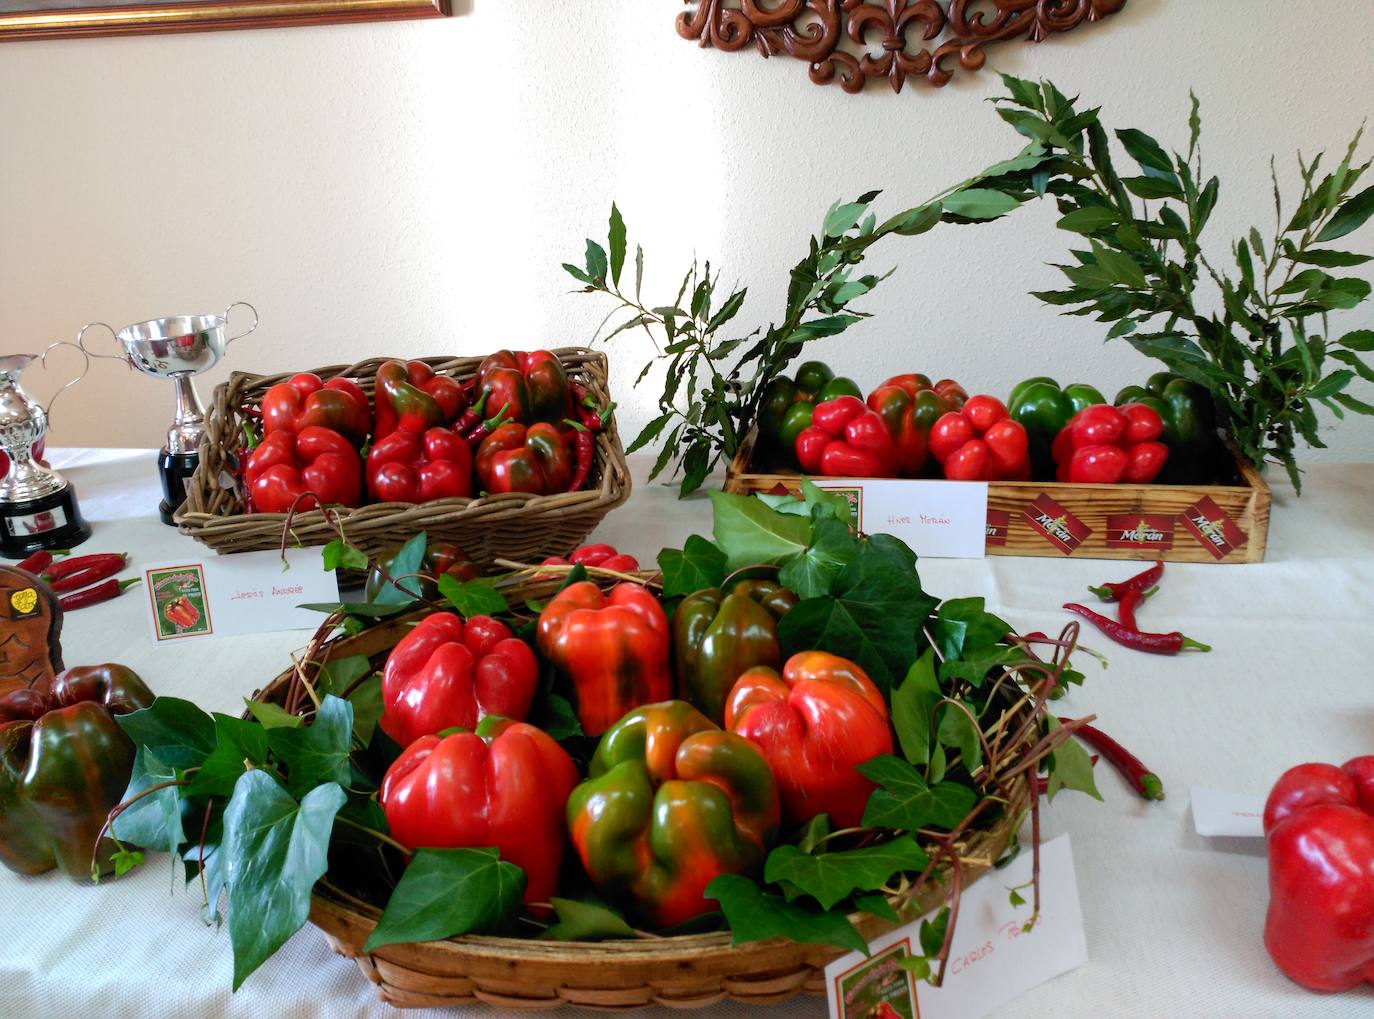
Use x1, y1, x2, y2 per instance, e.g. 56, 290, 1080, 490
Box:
540, 545, 640, 573
726, 651, 892, 828
380, 717, 578, 905
795, 395, 897, 478
536, 581, 673, 736
475, 422, 572, 495
1262, 757, 1374, 991
1051, 403, 1169, 484
261, 373, 370, 445
380, 612, 539, 748
245, 426, 363, 513
373, 359, 466, 440
366, 427, 473, 503
928, 395, 1030, 481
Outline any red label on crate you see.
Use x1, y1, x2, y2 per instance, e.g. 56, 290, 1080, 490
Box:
1105, 513, 1175, 550
1180, 496, 1248, 560
986, 509, 1010, 547
1022, 494, 1090, 555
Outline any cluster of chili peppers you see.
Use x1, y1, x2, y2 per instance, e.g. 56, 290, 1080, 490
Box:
15, 550, 139, 612
1064, 561, 1211, 656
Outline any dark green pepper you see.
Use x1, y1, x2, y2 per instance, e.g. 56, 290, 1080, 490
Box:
1115, 373, 1222, 483
1008, 379, 1107, 480
672, 580, 797, 725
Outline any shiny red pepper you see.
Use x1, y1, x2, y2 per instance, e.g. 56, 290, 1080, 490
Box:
1051, 403, 1169, 484
928, 395, 1030, 481
261, 373, 370, 445
1262, 757, 1374, 991
380, 612, 539, 748
380, 717, 578, 905
725, 651, 892, 828
373, 360, 466, 440
475, 350, 575, 426
244, 426, 362, 513
795, 395, 897, 478
474, 422, 572, 495
366, 427, 473, 503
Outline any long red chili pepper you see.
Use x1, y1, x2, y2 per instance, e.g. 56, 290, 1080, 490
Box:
451, 391, 489, 436
16, 550, 54, 574
464, 400, 511, 448
1088, 561, 1164, 602
1116, 585, 1158, 632
1059, 718, 1164, 801
564, 420, 595, 492
60, 577, 140, 611
44, 553, 127, 592
575, 400, 615, 433
1063, 602, 1210, 654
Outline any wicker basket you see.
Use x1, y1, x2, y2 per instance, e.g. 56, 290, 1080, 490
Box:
175, 348, 630, 562
253, 597, 1031, 1011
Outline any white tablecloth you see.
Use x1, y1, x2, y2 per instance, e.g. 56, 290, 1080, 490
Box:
4, 449, 1373, 1018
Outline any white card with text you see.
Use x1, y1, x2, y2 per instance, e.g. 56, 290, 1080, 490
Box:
1189, 786, 1265, 838
811, 479, 988, 559
825, 834, 1086, 1019
142, 547, 339, 642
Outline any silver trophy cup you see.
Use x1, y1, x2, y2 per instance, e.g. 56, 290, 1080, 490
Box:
0, 346, 93, 557
79, 301, 257, 524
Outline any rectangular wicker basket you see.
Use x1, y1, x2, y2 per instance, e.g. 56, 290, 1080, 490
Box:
175, 348, 631, 562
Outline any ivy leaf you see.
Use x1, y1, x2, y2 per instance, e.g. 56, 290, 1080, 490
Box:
266, 695, 355, 798
243, 699, 303, 730
347, 674, 384, 745
854, 894, 901, 923
608, 204, 627, 286
778, 515, 857, 598
438, 575, 508, 619
796, 813, 831, 855
321, 539, 369, 573
706, 874, 868, 955
941, 188, 1020, 221
708, 491, 811, 571
937, 706, 983, 775
364, 847, 525, 952
919, 906, 950, 958
858, 755, 978, 831
1046, 718, 1104, 801
112, 747, 186, 857
371, 531, 427, 604
185, 714, 270, 798
657, 535, 728, 598
764, 837, 929, 911
116, 697, 216, 770
541, 897, 638, 941
223, 773, 345, 989
800, 478, 854, 528
890, 650, 940, 767
929, 597, 1012, 662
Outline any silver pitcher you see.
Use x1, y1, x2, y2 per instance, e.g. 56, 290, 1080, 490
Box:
79, 302, 257, 524
0, 345, 92, 557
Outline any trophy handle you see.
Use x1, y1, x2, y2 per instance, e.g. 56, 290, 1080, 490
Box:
224, 301, 259, 344
39, 341, 90, 418
76, 321, 125, 361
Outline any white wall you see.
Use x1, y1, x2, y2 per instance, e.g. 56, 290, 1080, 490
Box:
4, 0, 1374, 465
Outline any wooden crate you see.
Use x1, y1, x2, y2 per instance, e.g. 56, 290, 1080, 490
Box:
725, 428, 1270, 564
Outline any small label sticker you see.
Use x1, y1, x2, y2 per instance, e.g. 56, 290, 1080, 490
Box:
1, 506, 67, 538
1105, 513, 1175, 550
1180, 497, 1248, 560
985, 510, 1010, 547
9, 588, 39, 617
833, 939, 921, 1019
148, 564, 212, 641
810, 480, 988, 560
1022, 494, 1090, 555
1190, 786, 1265, 838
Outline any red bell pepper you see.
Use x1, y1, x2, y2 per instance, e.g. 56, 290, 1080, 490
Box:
261, 373, 370, 445
474, 422, 572, 495
244, 426, 362, 513
725, 651, 892, 828
366, 426, 473, 504
373, 359, 466, 440
475, 349, 575, 426
795, 395, 898, 478
1050, 403, 1169, 484
928, 395, 1031, 481
535, 581, 673, 736
540, 544, 641, 574
876, 374, 969, 409
380, 612, 539, 748
1262, 757, 1374, 991
380, 717, 577, 905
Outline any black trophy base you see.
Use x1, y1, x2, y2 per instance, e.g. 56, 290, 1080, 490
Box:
1, 486, 92, 559
158, 449, 200, 526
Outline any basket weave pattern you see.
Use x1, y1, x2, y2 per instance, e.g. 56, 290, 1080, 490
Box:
175, 348, 630, 561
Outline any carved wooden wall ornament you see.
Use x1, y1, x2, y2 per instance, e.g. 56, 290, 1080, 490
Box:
677, 0, 1128, 95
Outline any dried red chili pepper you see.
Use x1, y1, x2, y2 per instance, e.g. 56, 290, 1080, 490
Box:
1061, 718, 1163, 801
1063, 602, 1210, 655
1088, 561, 1164, 602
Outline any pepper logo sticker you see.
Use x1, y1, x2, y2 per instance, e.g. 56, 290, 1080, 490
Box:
1106, 514, 1175, 550
1023, 494, 1090, 555
986, 509, 1010, 547
833, 938, 920, 1019
147, 564, 212, 640
9, 588, 38, 616
1181, 496, 1248, 560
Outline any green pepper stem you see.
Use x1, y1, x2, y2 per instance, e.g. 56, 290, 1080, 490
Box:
1181, 636, 1211, 652
1087, 584, 1113, 600
1139, 773, 1166, 801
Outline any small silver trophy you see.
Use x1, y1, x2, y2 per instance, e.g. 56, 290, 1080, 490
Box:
0, 346, 93, 558
79, 302, 257, 525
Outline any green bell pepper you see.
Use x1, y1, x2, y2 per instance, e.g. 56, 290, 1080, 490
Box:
671, 579, 797, 724
1008, 379, 1107, 480
1115, 373, 1223, 483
